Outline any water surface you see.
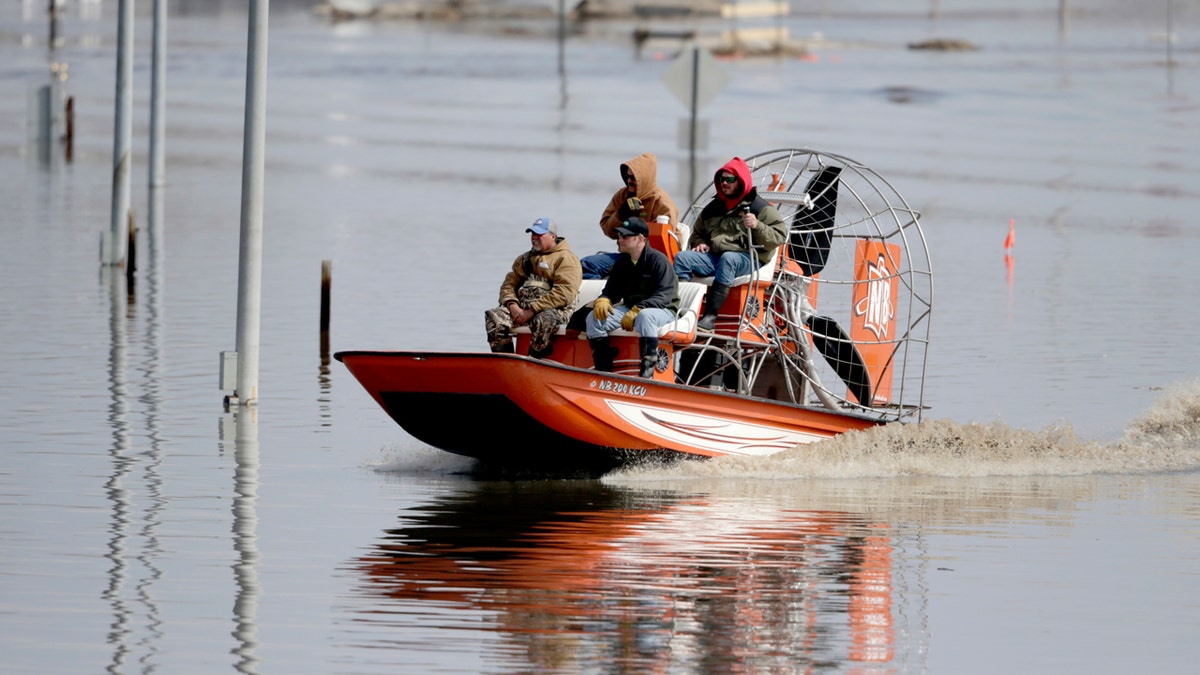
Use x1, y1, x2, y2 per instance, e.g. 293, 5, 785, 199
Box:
2, 1, 1198, 672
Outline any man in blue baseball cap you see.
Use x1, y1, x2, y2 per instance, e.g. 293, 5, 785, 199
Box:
526, 217, 557, 236
484, 217, 581, 358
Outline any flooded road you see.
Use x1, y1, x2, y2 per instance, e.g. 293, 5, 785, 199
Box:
2, 1, 1199, 672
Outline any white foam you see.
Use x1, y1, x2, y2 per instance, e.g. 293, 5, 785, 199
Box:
366, 441, 477, 475
605, 378, 1200, 482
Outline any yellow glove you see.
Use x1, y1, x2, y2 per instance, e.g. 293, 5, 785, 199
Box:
593, 297, 612, 321
620, 306, 641, 331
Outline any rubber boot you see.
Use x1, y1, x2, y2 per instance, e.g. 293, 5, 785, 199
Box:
588, 336, 615, 372
697, 283, 731, 331
491, 340, 515, 354
528, 343, 554, 360
638, 337, 659, 379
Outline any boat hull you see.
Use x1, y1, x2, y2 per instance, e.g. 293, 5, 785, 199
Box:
335, 350, 881, 470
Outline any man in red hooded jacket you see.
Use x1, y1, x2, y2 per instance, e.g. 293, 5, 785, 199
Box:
673, 157, 786, 330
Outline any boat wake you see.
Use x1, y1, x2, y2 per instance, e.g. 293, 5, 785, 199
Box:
369, 441, 477, 475
607, 378, 1200, 481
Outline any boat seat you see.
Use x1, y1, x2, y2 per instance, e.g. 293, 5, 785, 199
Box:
647, 219, 688, 264
570, 279, 606, 315
656, 281, 706, 344
689, 248, 779, 288
595, 281, 708, 380
511, 279, 605, 337
672, 222, 691, 257
519, 281, 705, 344
690, 248, 782, 344
604, 281, 707, 345
513, 278, 706, 345
511, 280, 707, 377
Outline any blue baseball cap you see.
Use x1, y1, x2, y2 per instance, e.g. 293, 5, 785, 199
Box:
526, 217, 557, 236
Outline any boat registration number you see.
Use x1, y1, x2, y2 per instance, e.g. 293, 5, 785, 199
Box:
594, 379, 648, 397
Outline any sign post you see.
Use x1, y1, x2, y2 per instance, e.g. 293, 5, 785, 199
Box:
661, 42, 729, 198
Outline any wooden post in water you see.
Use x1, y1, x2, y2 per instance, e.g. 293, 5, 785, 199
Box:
320, 260, 331, 357
126, 210, 138, 292
49, 0, 59, 49
64, 96, 73, 162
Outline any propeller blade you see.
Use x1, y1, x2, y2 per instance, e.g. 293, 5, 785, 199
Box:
806, 315, 872, 406
789, 165, 841, 276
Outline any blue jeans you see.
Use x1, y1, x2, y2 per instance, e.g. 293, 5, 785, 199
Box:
580, 252, 619, 280
673, 250, 755, 286
586, 305, 677, 339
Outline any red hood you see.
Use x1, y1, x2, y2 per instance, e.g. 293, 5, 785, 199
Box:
714, 157, 753, 210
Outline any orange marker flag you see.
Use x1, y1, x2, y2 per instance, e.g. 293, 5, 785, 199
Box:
1003, 218, 1015, 249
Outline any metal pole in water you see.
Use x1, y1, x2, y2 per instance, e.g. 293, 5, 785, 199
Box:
149, 0, 167, 187
557, 0, 565, 78
107, 0, 134, 266
1167, 0, 1175, 64
232, 0, 270, 407
688, 45, 699, 199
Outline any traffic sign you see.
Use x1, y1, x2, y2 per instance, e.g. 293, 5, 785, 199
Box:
661, 42, 729, 112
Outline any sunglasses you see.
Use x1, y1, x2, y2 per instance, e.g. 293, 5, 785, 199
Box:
617, 232, 639, 239
719, 175, 738, 184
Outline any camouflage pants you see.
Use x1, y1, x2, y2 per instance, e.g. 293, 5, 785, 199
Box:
484, 286, 571, 355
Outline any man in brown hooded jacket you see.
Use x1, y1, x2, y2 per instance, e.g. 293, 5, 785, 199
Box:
580, 152, 679, 280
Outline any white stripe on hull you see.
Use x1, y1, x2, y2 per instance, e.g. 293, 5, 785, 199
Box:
605, 399, 828, 457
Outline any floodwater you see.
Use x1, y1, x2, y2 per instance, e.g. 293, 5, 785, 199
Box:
2, 0, 1199, 672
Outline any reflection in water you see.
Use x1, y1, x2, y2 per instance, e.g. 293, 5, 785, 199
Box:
104, 256, 168, 672
318, 259, 332, 428
104, 267, 133, 672
135, 188, 167, 667
99, 190, 177, 672
351, 482, 914, 672
318, 352, 333, 428
231, 411, 261, 674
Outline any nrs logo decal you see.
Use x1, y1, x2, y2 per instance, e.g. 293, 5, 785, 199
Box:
854, 253, 895, 339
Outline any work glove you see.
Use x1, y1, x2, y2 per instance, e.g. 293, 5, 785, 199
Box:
619, 197, 643, 218
620, 306, 641, 331
593, 297, 612, 321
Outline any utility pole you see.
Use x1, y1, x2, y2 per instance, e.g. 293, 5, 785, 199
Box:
106, 0, 134, 267
229, 0, 270, 407
149, 0, 167, 187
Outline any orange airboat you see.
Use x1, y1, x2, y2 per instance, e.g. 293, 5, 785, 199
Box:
336, 148, 933, 472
